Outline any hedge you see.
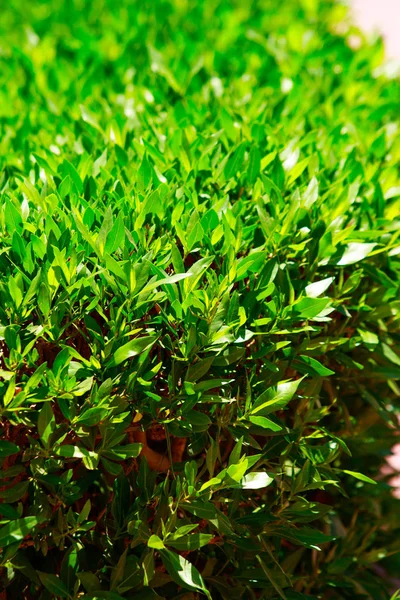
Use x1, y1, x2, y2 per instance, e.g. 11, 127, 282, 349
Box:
1, 0, 400, 598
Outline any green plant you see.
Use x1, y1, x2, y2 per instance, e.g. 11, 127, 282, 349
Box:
1, 0, 400, 598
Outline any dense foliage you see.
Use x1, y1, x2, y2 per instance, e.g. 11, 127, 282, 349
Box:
1, 0, 400, 598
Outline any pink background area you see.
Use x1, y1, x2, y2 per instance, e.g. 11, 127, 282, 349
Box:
351, 0, 400, 60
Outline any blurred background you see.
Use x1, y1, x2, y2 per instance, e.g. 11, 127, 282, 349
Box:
352, 0, 400, 60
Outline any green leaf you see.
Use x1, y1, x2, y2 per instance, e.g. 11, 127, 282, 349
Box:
226, 459, 249, 483
186, 356, 214, 382
305, 277, 334, 298
256, 555, 288, 600
166, 533, 213, 551
59, 159, 83, 193
274, 526, 336, 550
138, 153, 153, 192
180, 501, 217, 520
251, 378, 303, 416
76, 407, 109, 427
0, 517, 42, 548
337, 243, 376, 266
112, 335, 157, 366
37, 402, 56, 447
105, 213, 126, 254
105, 443, 142, 459
110, 547, 128, 590
0, 505, 20, 520
38, 572, 71, 598
224, 142, 246, 180
248, 416, 283, 431
80, 593, 125, 600
78, 500, 91, 523
0, 481, 30, 503
77, 572, 101, 593
148, 534, 165, 549
160, 549, 211, 598
139, 273, 191, 296
293, 298, 331, 320
187, 222, 205, 252
342, 470, 377, 485
4, 200, 23, 235
38, 282, 51, 317
240, 472, 273, 489
60, 544, 80, 593
296, 356, 335, 377
0, 441, 20, 457
248, 146, 261, 184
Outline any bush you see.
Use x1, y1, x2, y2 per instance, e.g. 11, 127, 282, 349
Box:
1, 0, 400, 598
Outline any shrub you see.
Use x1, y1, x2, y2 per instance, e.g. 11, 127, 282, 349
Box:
1, 0, 400, 598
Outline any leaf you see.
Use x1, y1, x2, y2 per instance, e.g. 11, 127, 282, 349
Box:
0, 517, 42, 548
106, 443, 142, 459
4, 200, 23, 235
274, 526, 336, 550
37, 402, 56, 447
60, 544, 79, 593
251, 378, 303, 416
138, 153, 153, 192
186, 357, 214, 382
0, 505, 20, 520
248, 416, 283, 431
105, 213, 126, 254
256, 555, 288, 600
342, 470, 377, 485
139, 273, 191, 296
240, 472, 274, 489
80, 104, 104, 133
305, 277, 334, 298
59, 159, 83, 193
0, 481, 30, 503
160, 549, 211, 598
80, 593, 125, 600
76, 407, 109, 427
10, 551, 41, 585
224, 142, 246, 180
180, 501, 217, 520
187, 222, 205, 252
248, 146, 261, 184
56, 445, 95, 459
0, 441, 20, 457
296, 356, 335, 377
78, 500, 91, 523
112, 335, 157, 366
382, 343, 400, 366
77, 572, 101, 593
148, 534, 165, 549
184, 409, 211, 431
110, 547, 128, 590
96, 206, 114, 256
166, 533, 213, 551
38, 572, 71, 598
169, 524, 199, 538
337, 243, 376, 266
38, 282, 51, 316
293, 298, 331, 320
226, 459, 249, 483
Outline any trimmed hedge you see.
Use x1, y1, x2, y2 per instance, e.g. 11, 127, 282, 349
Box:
1, 0, 400, 598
